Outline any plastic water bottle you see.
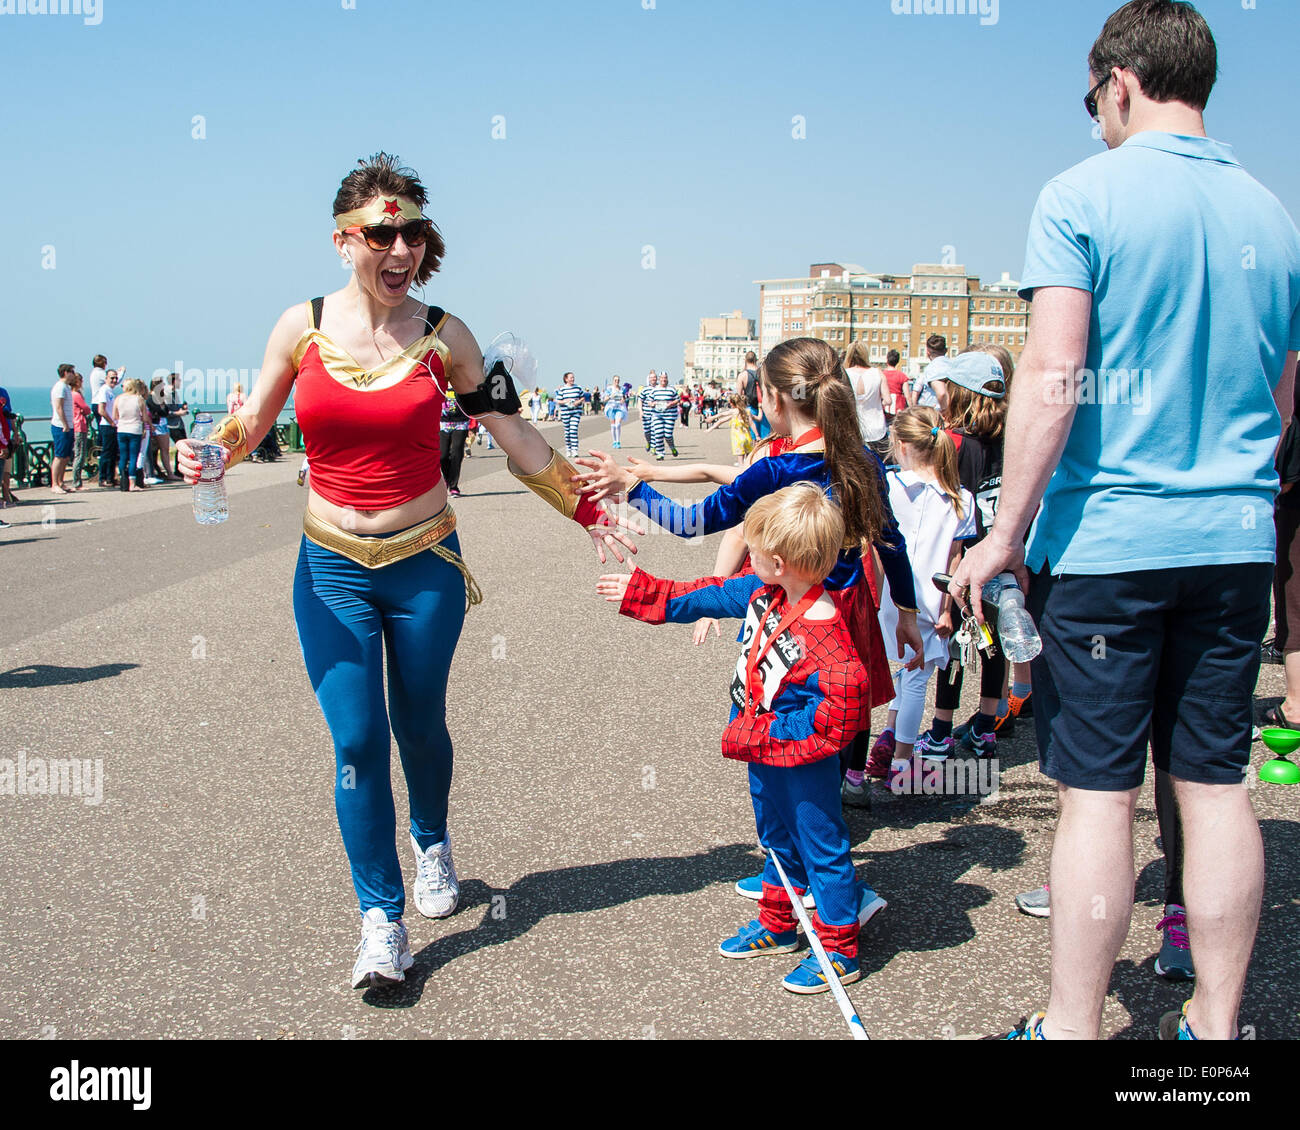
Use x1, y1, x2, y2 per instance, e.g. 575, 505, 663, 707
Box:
995, 572, 1041, 662
189, 413, 228, 526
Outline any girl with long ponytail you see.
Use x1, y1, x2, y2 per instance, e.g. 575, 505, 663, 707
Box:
869, 406, 976, 772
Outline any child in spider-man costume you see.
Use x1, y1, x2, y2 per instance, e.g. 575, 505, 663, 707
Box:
598, 483, 886, 995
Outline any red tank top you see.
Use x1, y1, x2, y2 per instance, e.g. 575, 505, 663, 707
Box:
292, 301, 449, 510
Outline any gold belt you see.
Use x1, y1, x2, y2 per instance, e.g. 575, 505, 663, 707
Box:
303, 506, 482, 610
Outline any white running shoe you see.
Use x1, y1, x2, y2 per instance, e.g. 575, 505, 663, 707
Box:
858, 888, 888, 926
411, 833, 459, 918
351, 908, 413, 989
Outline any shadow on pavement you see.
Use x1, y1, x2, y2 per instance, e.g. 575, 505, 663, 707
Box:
360, 842, 757, 1008
0, 537, 59, 547
850, 823, 1027, 978
994, 818, 1298, 1040
1111, 816, 1300, 1040
0, 662, 141, 688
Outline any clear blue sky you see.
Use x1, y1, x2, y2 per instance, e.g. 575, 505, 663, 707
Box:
2, 0, 1297, 394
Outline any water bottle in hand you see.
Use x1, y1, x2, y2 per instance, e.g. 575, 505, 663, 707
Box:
995, 572, 1041, 662
189, 413, 228, 526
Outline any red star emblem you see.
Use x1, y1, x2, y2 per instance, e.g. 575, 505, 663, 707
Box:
382, 199, 402, 217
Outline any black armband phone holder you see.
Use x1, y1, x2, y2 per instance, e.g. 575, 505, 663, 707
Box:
458, 361, 522, 418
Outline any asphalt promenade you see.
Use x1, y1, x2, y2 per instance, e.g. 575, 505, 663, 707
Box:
2, 415, 1296, 1040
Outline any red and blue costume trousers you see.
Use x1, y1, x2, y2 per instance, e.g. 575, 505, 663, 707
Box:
751, 756, 861, 960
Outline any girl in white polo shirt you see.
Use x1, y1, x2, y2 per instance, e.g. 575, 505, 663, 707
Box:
874, 406, 976, 770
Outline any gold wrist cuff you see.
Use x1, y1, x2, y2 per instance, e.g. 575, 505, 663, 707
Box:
211, 414, 249, 468
509, 447, 582, 520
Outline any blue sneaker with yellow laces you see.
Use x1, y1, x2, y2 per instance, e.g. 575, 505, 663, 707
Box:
718, 918, 799, 959
781, 950, 861, 994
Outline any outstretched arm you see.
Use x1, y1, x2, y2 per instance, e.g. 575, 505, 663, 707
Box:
440, 316, 643, 564
600, 567, 764, 624
612, 455, 740, 487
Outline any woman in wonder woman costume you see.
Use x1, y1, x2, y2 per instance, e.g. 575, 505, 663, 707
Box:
177, 154, 638, 990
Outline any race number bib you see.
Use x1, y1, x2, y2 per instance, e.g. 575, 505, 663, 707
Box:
730, 592, 804, 712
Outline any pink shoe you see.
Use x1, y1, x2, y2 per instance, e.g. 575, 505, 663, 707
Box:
865, 729, 896, 779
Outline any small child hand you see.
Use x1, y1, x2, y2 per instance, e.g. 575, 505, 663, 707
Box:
692, 617, 720, 645
625, 456, 655, 482
936, 608, 954, 640
596, 572, 631, 603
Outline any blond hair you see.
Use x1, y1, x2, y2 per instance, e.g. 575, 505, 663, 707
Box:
742, 482, 845, 582
890, 406, 964, 519
944, 344, 1013, 440
843, 340, 873, 369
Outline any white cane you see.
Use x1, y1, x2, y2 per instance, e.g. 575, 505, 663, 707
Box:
769, 850, 869, 1041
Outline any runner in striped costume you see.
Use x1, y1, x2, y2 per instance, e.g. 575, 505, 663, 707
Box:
650, 372, 679, 460
639, 370, 657, 451
555, 371, 585, 458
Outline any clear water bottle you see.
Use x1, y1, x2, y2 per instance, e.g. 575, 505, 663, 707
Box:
189, 413, 228, 526
995, 572, 1041, 662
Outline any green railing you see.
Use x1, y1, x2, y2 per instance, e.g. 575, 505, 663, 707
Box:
8, 415, 303, 489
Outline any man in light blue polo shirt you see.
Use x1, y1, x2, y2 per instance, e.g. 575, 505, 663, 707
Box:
954, 0, 1300, 1042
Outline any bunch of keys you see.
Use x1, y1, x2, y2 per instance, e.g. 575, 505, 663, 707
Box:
948, 612, 996, 683
933, 572, 998, 683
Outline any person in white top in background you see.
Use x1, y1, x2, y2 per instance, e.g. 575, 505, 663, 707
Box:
93, 369, 121, 487
88, 354, 108, 406
873, 406, 977, 775
843, 340, 890, 460
49, 363, 77, 494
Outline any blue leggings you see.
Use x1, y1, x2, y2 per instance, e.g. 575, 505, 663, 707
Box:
293, 531, 467, 919
117, 432, 141, 485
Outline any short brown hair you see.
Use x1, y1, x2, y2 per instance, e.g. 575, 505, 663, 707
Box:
333, 152, 445, 284
743, 482, 844, 582
745, 351, 757, 365
1089, 0, 1217, 110
926, 335, 947, 355
58, 363, 75, 380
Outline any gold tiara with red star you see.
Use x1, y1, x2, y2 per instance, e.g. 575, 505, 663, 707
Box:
334, 196, 423, 230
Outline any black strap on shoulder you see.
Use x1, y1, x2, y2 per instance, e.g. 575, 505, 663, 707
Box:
424, 306, 446, 336
310, 296, 324, 329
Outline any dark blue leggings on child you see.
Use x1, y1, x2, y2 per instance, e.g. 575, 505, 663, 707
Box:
751, 756, 858, 927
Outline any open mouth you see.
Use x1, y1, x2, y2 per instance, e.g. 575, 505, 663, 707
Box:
380, 267, 410, 294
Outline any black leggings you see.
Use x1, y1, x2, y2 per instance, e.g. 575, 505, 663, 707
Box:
935, 647, 1006, 711
439, 429, 468, 491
